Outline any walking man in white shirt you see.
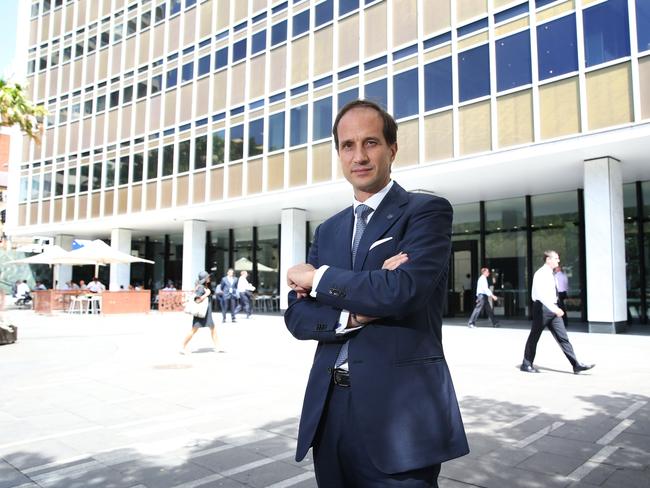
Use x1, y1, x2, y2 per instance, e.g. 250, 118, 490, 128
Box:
467, 267, 500, 328
521, 250, 595, 374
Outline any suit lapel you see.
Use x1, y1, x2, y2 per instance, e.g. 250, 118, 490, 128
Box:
327, 207, 355, 270
354, 183, 409, 271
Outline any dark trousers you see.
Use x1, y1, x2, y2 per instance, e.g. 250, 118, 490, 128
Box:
468, 294, 498, 326
557, 291, 568, 328
524, 301, 578, 368
239, 292, 251, 317
221, 296, 238, 321
313, 381, 441, 487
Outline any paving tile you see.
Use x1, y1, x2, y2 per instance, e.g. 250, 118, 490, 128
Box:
600, 467, 650, 488
612, 432, 650, 453
230, 460, 308, 488
516, 451, 585, 477
580, 463, 619, 486
529, 435, 601, 463
442, 458, 571, 488
550, 416, 620, 443
108, 458, 218, 488
603, 446, 650, 470
1, 439, 87, 470
0, 459, 33, 488
475, 445, 537, 468
242, 435, 298, 458
190, 445, 267, 474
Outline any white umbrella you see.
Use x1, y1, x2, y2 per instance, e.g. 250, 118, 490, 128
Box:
50, 239, 154, 276
6, 245, 70, 265
234, 256, 276, 272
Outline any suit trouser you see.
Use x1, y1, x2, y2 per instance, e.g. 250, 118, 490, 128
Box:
468, 294, 498, 326
239, 292, 251, 316
312, 381, 441, 487
523, 301, 578, 368
221, 297, 238, 320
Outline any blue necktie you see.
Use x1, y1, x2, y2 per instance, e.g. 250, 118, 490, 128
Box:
335, 204, 372, 369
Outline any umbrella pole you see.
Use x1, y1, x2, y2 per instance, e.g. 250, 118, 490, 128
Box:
95, 263, 99, 278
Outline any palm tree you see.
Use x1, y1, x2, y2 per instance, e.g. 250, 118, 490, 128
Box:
0, 78, 47, 143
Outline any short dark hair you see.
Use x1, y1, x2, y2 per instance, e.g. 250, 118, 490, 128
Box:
332, 99, 398, 151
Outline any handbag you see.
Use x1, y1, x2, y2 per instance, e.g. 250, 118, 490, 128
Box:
184, 297, 209, 318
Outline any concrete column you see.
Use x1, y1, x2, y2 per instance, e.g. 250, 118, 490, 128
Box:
53, 235, 74, 289
584, 157, 627, 333
182, 220, 207, 291
110, 228, 132, 291
280, 208, 307, 310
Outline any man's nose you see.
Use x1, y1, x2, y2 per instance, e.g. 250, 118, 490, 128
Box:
351, 145, 369, 164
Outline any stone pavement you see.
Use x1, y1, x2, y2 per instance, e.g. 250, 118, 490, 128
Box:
0, 309, 649, 488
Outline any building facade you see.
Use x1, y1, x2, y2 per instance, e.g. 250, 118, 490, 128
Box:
5, 0, 650, 331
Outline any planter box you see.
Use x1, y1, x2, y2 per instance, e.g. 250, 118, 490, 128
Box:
0, 325, 17, 345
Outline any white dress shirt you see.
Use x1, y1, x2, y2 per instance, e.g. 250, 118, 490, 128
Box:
475, 275, 495, 298
237, 276, 255, 293
531, 264, 562, 314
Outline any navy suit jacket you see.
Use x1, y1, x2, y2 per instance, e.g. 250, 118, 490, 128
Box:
284, 182, 469, 474
219, 277, 239, 299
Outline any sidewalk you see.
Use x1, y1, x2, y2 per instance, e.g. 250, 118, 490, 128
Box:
0, 310, 648, 488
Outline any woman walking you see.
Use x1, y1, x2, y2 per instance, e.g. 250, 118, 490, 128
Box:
181, 271, 222, 353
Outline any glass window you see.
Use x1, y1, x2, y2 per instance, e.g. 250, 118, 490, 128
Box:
340, 0, 358, 16
113, 23, 123, 43
101, 31, 110, 47
252, 30, 266, 54
166, 68, 178, 88
170, 0, 182, 15
198, 54, 210, 76
63, 46, 72, 61
162, 144, 174, 176
458, 44, 490, 102
19, 176, 29, 202
105, 160, 115, 187
233, 39, 247, 62
127, 18, 137, 36
71, 103, 81, 121
133, 153, 144, 182
59, 107, 68, 124
137, 81, 147, 99
338, 87, 358, 109
147, 148, 159, 179
256, 224, 280, 295
215, 47, 228, 69
537, 14, 578, 80
178, 140, 190, 172
194, 135, 207, 169
364, 78, 387, 110
268, 112, 285, 152
110, 90, 120, 108
141, 11, 151, 30
393, 68, 419, 119
424, 57, 452, 111
248, 118, 264, 157
123, 85, 133, 104
181, 61, 193, 83
87, 36, 96, 53
186, 0, 197, 7
638, 0, 650, 52
212, 129, 225, 165
155, 3, 166, 22
272, 20, 288, 46
583, 0, 630, 67
119, 156, 130, 185
313, 97, 332, 140
293, 10, 310, 37
290, 105, 308, 146
316, 0, 333, 26
55, 170, 65, 196
496, 30, 532, 91
151, 74, 163, 94
42, 173, 52, 198
80, 166, 90, 193
32, 174, 41, 200
84, 99, 93, 115
230, 124, 244, 161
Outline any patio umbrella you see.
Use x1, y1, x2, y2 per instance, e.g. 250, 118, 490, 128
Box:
50, 239, 154, 276
234, 257, 276, 272
6, 245, 70, 265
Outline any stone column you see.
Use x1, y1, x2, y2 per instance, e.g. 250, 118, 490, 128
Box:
53, 235, 74, 289
583, 157, 627, 333
182, 220, 207, 291
110, 228, 132, 291
280, 208, 307, 310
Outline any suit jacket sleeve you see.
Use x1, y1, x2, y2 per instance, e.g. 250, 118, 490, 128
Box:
315, 196, 452, 319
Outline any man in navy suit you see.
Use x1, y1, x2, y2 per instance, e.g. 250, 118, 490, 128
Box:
285, 100, 469, 487
219, 268, 239, 323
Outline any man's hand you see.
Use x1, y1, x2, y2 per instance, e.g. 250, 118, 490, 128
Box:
556, 309, 564, 318
287, 263, 316, 298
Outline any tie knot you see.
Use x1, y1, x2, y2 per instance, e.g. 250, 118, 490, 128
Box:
355, 204, 372, 222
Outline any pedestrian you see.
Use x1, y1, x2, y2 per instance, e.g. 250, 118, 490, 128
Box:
285, 99, 468, 487
467, 267, 500, 328
218, 268, 239, 323
554, 265, 569, 328
87, 277, 105, 293
521, 250, 595, 374
181, 271, 222, 354
236, 270, 255, 318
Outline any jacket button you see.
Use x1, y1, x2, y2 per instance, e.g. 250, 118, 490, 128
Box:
327, 367, 333, 374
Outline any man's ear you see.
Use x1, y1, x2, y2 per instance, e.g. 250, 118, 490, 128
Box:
390, 143, 398, 162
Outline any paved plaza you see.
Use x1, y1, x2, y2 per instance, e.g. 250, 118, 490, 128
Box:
1, 309, 649, 488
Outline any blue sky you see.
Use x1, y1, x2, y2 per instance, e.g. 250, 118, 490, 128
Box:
0, 1, 19, 78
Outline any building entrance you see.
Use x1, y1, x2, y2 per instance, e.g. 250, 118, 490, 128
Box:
446, 240, 478, 317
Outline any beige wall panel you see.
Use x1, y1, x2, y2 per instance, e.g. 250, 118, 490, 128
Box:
53, 198, 62, 222
494, 0, 516, 8
230, 63, 246, 106
65, 4, 74, 32
270, 46, 287, 92
98, 50, 108, 80
183, 9, 197, 45
48, 68, 60, 98
267, 154, 284, 191
104, 191, 114, 216
289, 149, 307, 187
78, 195, 87, 220
108, 110, 119, 144
228, 164, 243, 198
424, 45, 452, 62
41, 14, 50, 40
61, 64, 70, 88
422, 0, 453, 36
44, 131, 53, 158
82, 118, 91, 148
73, 63, 83, 90
168, 16, 181, 51
23, 137, 31, 161
153, 25, 165, 59
537, 1, 575, 23
121, 105, 132, 140
424, 111, 453, 161
200, 1, 213, 38
234, 1, 248, 21
30, 20, 38, 46
160, 179, 173, 208
539, 76, 581, 139
52, 10, 61, 38
195, 78, 210, 118
247, 159, 263, 195
495, 17, 529, 37
37, 74, 46, 101
314, 27, 333, 76
216, 0, 230, 31
253, 0, 268, 11
213, 71, 227, 111
339, 14, 360, 67
497, 89, 533, 148
117, 188, 127, 214
90, 193, 100, 218
394, 119, 419, 167
291, 94, 308, 107
69, 122, 79, 152
177, 175, 189, 206
94, 113, 105, 145
393, 0, 418, 48
30, 202, 38, 225
458, 32, 489, 51
291, 38, 309, 85
249, 55, 266, 99
179, 84, 193, 122
193, 171, 206, 203
394, 56, 419, 73
124, 38, 136, 70
586, 63, 633, 130
149, 95, 162, 131
210, 167, 224, 200
365, 2, 388, 57
457, 0, 487, 23
640, 57, 650, 120
101, 0, 111, 16
41, 200, 51, 224
18, 204, 27, 226
85, 53, 96, 84
164, 91, 177, 127
139, 31, 150, 65
135, 100, 146, 135
146, 182, 157, 210
57, 126, 67, 156
459, 100, 492, 155
112, 45, 123, 76
312, 142, 332, 183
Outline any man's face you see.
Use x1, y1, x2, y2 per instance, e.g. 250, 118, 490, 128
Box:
227, 269, 233, 277
482, 269, 490, 277
547, 254, 560, 267
336, 107, 397, 201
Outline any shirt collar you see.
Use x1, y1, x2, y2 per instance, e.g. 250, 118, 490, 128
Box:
352, 180, 394, 214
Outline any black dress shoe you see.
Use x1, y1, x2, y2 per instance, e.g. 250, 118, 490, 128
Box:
520, 363, 540, 373
573, 363, 595, 374
493, 322, 500, 328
